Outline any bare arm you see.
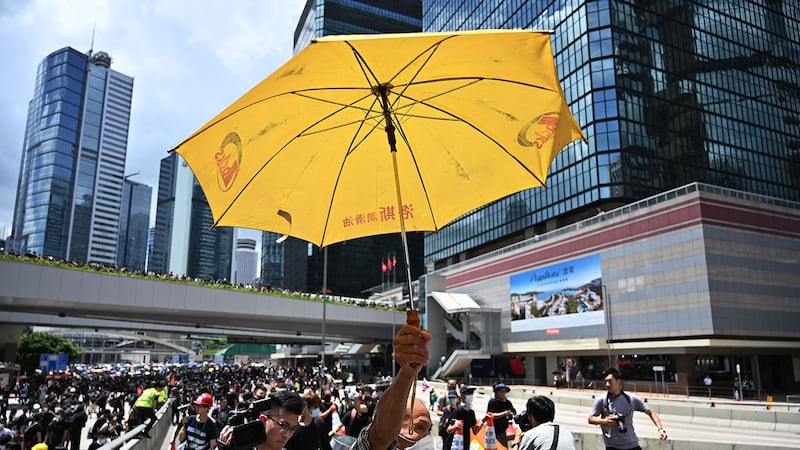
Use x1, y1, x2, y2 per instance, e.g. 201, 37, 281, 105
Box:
644, 409, 668, 440
367, 322, 431, 450
587, 414, 614, 427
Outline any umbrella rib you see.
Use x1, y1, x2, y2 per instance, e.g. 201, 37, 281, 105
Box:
207, 90, 384, 234
393, 90, 547, 187
318, 95, 389, 246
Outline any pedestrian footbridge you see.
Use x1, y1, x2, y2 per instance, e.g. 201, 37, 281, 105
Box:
0, 259, 404, 343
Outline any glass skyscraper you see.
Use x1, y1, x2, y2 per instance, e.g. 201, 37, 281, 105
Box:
151, 153, 234, 281
117, 178, 152, 271
295, 0, 424, 52
261, 0, 425, 298
422, 0, 800, 268
10, 48, 134, 265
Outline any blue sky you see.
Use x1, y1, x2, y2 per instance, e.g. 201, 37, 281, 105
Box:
0, 0, 305, 240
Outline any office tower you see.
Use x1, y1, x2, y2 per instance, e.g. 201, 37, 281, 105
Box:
414, 1, 800, 395
295, 0, 424, 53
10, 48, 133, 264
117, 177, 152, 271
235, 238, 258, 286
146, 227, 155, 273
422, 0, 800, 268
261, 0, 425, 297
151, 153, 235, 281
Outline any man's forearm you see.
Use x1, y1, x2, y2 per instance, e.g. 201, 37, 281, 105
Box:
369, 366, 416, 449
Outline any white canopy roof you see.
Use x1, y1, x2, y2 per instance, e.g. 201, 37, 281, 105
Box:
429, 291, 483, 314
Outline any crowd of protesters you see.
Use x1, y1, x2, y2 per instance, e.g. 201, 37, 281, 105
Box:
0, 361, 401, 450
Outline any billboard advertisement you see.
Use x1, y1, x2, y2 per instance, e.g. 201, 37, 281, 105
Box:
510, 254, 604, 332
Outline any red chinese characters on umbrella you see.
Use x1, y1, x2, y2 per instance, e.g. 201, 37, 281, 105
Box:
343, 204, 414, 228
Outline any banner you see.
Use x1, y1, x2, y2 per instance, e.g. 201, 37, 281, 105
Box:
510, 254, 604, 332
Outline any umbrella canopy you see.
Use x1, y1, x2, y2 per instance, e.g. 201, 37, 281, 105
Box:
172, 29, 585, 248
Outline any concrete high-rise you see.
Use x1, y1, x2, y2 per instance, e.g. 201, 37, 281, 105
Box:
260, 0, 425, 298
235, 238, 258, 286
10, 48, 133, 264
117, 177, 152, 271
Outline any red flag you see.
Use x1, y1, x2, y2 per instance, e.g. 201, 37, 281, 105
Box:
382, 261, 388, 272
387, 256, 393, 270
393, 255, 397, 267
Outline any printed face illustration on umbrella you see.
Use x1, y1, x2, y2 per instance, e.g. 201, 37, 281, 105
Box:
172, 29, 585, 307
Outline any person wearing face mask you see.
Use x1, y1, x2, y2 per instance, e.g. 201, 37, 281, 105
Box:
451, 385, 482, 447
438, 390, 459, 450
395, 399, 437, 450
88, 429, 111, 450
351, 319, 433, 450
319, 389, 335, 436
285, 391, 329, 450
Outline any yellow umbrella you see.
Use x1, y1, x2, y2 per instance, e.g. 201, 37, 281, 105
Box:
172, 29, 584, 260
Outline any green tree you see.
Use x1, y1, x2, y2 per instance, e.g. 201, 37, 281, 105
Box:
16, 332, 81, 374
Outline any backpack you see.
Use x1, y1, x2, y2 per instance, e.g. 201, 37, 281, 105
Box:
438, 409, 452, 438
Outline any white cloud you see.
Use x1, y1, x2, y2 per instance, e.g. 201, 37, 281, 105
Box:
0, 0, 304, 237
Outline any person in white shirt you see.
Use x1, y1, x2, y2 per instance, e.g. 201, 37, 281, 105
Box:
518, 396, 575, 450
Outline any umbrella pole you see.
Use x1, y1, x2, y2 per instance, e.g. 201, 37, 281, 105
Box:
380, 85, 419, 433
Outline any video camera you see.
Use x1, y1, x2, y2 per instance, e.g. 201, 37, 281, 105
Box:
607, 413, 627, 433
225, 397, 272, 450
513, 411, 532, 433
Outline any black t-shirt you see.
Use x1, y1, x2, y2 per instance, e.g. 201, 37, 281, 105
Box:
486, 397, 515, 435
344, 403, 374, 438
440, 407, 457, 450
453, 406, 478, 445
284, 417, 328, 450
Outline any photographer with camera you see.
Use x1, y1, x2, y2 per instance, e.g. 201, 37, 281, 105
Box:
514, 395, 575, 450
588, 368, 667, 450
217, 390, 304, 450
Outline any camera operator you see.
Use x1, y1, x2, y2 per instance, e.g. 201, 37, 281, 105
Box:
217, 390, 303, 450
486, 383, 516, 448
588, 368, 667, 450
515, 396, 575, 450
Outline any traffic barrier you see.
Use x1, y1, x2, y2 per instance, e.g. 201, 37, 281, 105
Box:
484, 413, 498, 450
451, 420, 465, 450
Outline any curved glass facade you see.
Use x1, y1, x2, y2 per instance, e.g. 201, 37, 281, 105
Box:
422, 0, 800, 267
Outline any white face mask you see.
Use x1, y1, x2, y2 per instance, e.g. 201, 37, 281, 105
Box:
465, 394, 474, 403
403, 434, 436, 450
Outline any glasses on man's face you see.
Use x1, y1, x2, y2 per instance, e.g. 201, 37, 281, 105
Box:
266, 415, 298, 434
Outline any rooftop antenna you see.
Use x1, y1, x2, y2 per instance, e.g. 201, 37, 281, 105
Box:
88, 21, 96, 57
